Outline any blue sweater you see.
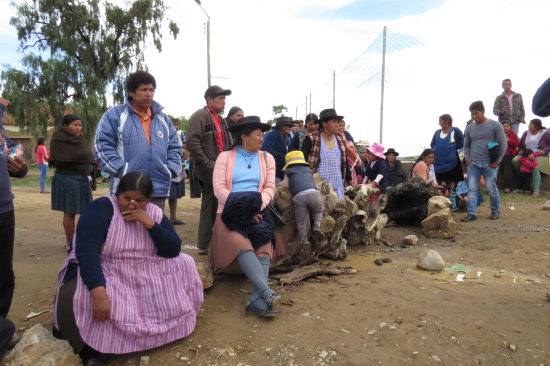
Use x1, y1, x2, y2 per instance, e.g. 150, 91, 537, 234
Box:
284, 164, 317, 196
261, 128, 288, 180
75, 197, 181, 291
0, 104, 27, 214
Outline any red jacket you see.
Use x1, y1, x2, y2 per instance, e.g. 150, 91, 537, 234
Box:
505, 130, 519, 156
519, 154, 539, 174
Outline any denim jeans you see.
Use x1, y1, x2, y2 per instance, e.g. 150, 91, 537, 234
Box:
467, 162, 500, 215
510, 122, 519, 134
37, 164, 48, 192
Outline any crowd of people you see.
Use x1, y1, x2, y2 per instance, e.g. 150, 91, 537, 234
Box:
1, 73, 550, 364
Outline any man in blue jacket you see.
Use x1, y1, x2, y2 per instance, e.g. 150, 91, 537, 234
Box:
1, 97, 28, 320
262, 117, 292, 183
94, 71, 182, 209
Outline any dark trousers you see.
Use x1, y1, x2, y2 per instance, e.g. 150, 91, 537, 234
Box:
194, 166, 217, 250
500, 155, 516, 190
188, 161, 202, 199
519, 172, 532, 191
0, 211, 15, 318
0, 317, 15, 361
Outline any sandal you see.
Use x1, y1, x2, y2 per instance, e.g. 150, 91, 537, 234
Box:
532, 191, 541, 198
261, 289, 281, 310
171, 218, 185, 225
198, 249, 208, 256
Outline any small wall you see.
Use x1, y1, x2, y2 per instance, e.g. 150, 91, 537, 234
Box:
400, 161, 550, 190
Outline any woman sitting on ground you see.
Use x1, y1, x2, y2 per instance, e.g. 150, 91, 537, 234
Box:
362, 142, 389, 193
53, 172, 203, 366
302, 109, 352, 199
513, 118, 550, 197
49, 114, 96, 250
384, 148, 406, 187
411, 149, 443, 190
210, 116, 283, 318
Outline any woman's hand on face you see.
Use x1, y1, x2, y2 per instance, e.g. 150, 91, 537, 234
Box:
122, 201, 155, 229
253, 213, 263, 223
90, 286, 111, 321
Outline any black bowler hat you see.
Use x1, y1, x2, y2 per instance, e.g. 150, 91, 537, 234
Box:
384, 148, 399, 157
204, 85, 232, 100
275, 116, 293, 127
228, 116, 271, 136
317, 108, 344, 123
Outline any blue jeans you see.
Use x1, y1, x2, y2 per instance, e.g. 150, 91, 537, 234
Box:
511, 122, 519, 134
37, 164, 48, 192
467, 162, 500, 215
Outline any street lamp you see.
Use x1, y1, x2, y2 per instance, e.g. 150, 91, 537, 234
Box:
194, 0, 211, 87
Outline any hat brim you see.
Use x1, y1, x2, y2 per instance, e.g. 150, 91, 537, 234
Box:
283, 161, 309, 170
384, 151, 399, 157
367, 146, 385, 159
228, 121, 271, 135
316, 115, 344, 123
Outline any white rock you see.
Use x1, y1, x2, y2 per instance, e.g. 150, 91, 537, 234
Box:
265, 348, 271, 353
319, 350, 328, 359
543, 200, 550, 210
432, 355, 441, 362
379, 322, 387, 328
368, 329, 377, 335
417, 249, 446, 271
509, 344, 517, 351
427, 196, 451, 216
140, 355, 150, 366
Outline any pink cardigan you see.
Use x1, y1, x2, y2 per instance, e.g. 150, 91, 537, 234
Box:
213, 148, 276, 214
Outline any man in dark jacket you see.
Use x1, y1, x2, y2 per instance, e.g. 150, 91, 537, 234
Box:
0, 97, 28, 318
187, 85, 232, 254
532, 77, 550, 117
262, 117, 292, 183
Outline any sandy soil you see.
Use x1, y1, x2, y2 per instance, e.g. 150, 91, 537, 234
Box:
7, 184, 550, 366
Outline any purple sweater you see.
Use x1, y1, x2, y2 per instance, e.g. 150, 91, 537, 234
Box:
518, 129, 550, 156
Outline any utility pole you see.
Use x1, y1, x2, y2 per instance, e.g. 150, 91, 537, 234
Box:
333, 70, 336, 108
309, 92, 312, 114
379, 26, 387, 144
195, 0, 211, 87
305, 96, 308, 115
295, 106, 298, 120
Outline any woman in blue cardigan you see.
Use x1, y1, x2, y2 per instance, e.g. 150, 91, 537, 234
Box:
430, 114, 464, 207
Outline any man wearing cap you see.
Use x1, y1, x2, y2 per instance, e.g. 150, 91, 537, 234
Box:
261, 117, 292, 184
225, 106, 243, 127
289, 113, 318, 151
94, 71, 182, 210
187, 85, 233, 254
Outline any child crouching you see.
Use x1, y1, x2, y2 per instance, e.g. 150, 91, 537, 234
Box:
283, 151, 324, 245
518, 149, 539, 194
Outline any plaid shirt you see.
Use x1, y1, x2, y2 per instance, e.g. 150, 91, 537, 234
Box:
306, 131, 349, 180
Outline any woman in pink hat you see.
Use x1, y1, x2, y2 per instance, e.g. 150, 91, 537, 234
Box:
361, 142, 388, 193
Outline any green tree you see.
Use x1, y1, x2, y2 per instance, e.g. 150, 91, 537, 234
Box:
1, 0, 179, 136
166, 114, 189, 133
267, 104, 288, 125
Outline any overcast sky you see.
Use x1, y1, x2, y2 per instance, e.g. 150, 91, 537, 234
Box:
2, 0, 550, 155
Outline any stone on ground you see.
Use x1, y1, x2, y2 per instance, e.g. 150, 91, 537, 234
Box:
543, 200, 550, 210
402, 234, 418, 246
422, 207, 456, 239
4, 323, 81, 366
417, 249, 446, 271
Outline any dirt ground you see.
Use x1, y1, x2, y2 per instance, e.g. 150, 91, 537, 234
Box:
7, 183, 550, 366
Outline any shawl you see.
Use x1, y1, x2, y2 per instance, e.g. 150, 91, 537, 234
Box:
307, 131, 348, 179
49, 127, 95, 166
221, 191, 276, 250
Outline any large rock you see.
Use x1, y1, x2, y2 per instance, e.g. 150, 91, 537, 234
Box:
421, 207, 456, 239
4, 323, 81, 366
385, 178, 442, 225
427, 196, 451, 216
543, 200, 550, 210
417, 250, 445, 271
